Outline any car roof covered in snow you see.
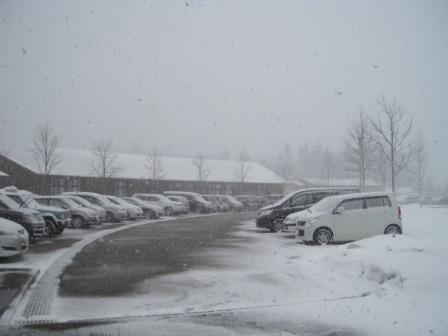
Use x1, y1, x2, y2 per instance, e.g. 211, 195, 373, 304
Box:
3, 143, 284, 184
326, 192, 395, 202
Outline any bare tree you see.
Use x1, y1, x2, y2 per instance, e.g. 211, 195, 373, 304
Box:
191, 155, 210, 182
370, 96, 414, 192
371, 144, 388, 191
88, 140, 121, 193
32, 121, 62, 193
322, 149, 333, 186
411, 133, 428, 203
343, 109, 373, 191
235, 150, 251, 187
144, 147, 164, 179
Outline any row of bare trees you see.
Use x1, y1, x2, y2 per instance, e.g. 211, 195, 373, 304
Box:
30, 121, 253, 193
343, 95, 427, 196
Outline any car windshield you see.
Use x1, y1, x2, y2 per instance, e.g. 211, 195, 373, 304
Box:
14, 193, 40, 208
70, 196, 91, 207
0, 194, 22, 210
61, 198, 81, 209
308, 197, 339, 214
154, 195, 171, 203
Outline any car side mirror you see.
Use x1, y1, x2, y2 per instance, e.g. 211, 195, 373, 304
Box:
335, 206, 344, 214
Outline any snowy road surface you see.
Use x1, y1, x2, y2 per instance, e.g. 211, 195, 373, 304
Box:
2, 205, 448, 335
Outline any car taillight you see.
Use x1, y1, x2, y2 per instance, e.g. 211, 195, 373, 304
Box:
398, 206, 401, 220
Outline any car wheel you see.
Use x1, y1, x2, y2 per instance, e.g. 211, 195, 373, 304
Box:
273, 219, 284, 232
313, 228, 332, 245
385, 225, 402, 235
72, 216, 85, 229
164, 207, 173, 216
44, 218, 56, 237
105, 212, 115, 223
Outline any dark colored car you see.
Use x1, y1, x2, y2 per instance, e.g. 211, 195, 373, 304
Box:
256, 188, 359, 232
0, 193, 47, 240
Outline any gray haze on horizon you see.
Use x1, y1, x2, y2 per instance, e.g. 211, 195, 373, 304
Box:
0, 0, 447, 184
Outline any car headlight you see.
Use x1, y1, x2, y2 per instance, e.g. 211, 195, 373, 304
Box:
56, 213, 65, 219
17, 228, 25, 234
259, 209, 272, 216
306, 218, 319, 227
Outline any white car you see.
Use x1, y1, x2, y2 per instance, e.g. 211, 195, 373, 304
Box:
106, 195, 144, 220
0, 217, 29, 257
283, 192, 402, 245
133, 194, 185, 216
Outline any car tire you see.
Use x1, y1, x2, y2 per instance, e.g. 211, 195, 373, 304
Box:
105, 212, 115, 223
385, 224, 402, 235
145, 210, 155, 219
44, 218, 56, 237
313, 228, 332, 245
72, 216, 85, 229
164, 207, 173, 216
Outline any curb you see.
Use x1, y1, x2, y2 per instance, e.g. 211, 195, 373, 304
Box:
15, 294, 368, 327
0, 268, 40, 325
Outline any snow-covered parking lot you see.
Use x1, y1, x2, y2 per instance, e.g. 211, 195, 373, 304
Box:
1, 205, 448, 336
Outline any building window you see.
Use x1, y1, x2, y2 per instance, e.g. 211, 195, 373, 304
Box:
59, 178, 65, 193
71, 179, 80, 192
116, 180, 126, 196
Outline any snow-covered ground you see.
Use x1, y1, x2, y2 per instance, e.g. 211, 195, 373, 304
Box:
25, 204, 445, 335
2, 205, 447, 335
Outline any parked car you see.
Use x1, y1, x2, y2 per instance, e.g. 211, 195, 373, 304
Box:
163, 191, 214, 213
0, 193, 47, 240
222, 195, 244, 212
63, 194, 107, 223
2, 187, 69, 236
63, 192, 127, 222
36, 195, 100, 228
235, 195, 269, 211
166, 196, 190, 213
283, 192, 402, 245
121, 197, 163, 218
0, 217, 29, 257
256, 188, 359, 232
202, 195, 230, 212
133, 194, 185, 216
106, 195, 144, 220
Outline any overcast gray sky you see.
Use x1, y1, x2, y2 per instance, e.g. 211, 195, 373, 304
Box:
0, 0, 447, 184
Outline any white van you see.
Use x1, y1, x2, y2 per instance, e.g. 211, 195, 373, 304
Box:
283, 192, 402, 245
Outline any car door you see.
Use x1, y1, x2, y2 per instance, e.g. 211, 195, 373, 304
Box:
365, 196, 392, 237
276, 192, 314, 219
332, 197, 366, 241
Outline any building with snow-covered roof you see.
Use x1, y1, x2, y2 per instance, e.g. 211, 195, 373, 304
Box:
0, 144, 284, 196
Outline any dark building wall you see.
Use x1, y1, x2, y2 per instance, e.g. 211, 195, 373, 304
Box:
48, 175, 283, 196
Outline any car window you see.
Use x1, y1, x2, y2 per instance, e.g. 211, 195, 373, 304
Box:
339, 198, 364, 211
314, 192, 333, 203
49, 199, 63, 208
289, 193, 313, 207
366, 196, 391, 208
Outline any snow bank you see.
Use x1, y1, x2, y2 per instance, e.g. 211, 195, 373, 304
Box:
18, 205, 448, 335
